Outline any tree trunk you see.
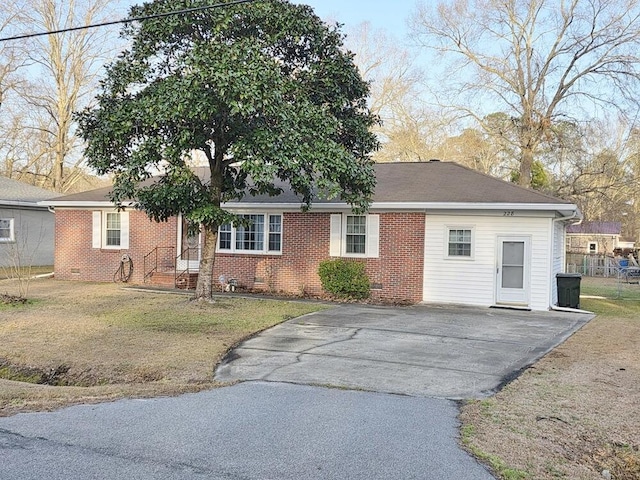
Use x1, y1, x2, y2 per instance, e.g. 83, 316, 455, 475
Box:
194, 225, 218, 301
519, 145, 534, 188
194, 150, 224, 302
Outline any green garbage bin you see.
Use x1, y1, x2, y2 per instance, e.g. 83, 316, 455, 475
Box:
556, 273, 581, 309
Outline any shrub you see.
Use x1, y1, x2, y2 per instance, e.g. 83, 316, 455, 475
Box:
318, 259, 370, 299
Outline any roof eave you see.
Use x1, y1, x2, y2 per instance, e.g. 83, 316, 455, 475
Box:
39, 200, 135, 208
1, 200, 50, 209
222, 201, 580, 214
40, 199, 580, 217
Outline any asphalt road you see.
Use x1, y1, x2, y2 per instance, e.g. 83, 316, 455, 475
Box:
0, 382, 494, 480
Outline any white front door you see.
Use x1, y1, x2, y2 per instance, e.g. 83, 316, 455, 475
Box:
177, 216, 201, 271
496, 236, 530, 306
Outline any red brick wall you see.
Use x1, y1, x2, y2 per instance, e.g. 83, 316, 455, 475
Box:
365, 212, 425, 303
54, 209, 177, 283
212, 212, 329, 296
54, 209, 425, 303
213, 212, 425, 303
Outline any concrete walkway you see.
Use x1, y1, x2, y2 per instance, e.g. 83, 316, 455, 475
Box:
216, 303, 593, 399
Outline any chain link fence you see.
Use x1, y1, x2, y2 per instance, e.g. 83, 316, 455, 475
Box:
566, 253, 640, 300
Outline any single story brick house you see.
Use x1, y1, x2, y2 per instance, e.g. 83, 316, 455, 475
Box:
41, 160, 581, 310
0, 176, 58, 268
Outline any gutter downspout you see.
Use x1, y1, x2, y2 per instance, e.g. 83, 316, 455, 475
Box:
549, 210, 582, 310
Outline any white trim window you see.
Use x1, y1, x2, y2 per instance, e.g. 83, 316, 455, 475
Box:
218, 213, 282, 254
329, 213, 379, 258
345, 215, 366, 254
105, 212, 122, 247
446, 227, 473, 258
92, 211, 129, 249
0, 218, 14, 242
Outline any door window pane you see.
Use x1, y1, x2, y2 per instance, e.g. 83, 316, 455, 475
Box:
502, 266, 524, 288
502, 241, 525, 289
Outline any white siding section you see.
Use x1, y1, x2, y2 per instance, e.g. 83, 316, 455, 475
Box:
423, 214, 553, 311
551, 220, 566, 306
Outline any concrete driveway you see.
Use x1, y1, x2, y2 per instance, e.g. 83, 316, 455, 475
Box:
215, 303, 592, 398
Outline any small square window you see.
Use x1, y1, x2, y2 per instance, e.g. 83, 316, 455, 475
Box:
447, 228, 472, 257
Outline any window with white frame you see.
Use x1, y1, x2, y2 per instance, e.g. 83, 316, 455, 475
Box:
329, 213, 379, 258
0, 218, 14, 242
268, 215, 282, 251
105, 212, 121, 246
346, 215, 366, 254
92, 211, 129, 249
219, 223, 232, 250
447, 228, 473, 258
218, 214, 282, 254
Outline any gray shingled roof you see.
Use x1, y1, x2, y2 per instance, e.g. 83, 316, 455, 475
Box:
566, 221, 621, 235
0, 176, 60, 205
44, 161, 574, 206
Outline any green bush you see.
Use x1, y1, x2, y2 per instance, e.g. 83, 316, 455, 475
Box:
318, 259, 370, 299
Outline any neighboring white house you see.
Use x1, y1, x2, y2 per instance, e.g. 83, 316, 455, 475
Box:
0, 176, 58, 268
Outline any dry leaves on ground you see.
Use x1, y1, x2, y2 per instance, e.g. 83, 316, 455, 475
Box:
460, 298, 640, 480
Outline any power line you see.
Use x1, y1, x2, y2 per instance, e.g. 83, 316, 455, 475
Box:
0, 0, 255, 43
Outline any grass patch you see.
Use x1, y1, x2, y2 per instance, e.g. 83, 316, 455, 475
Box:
0, 278, 326, 416
461, 422, 530, 480
460, 298, 640, 479
0, 265, 53, 280
580, 276, 640, 301
594, 443, 640, 480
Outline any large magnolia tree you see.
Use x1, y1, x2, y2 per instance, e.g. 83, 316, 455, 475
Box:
77, 0, 379, 301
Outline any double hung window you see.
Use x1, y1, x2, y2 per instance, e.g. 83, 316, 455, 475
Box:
0, 218, 14, 242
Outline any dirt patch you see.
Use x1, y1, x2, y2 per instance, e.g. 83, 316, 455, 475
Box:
460, 298, 640, 479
